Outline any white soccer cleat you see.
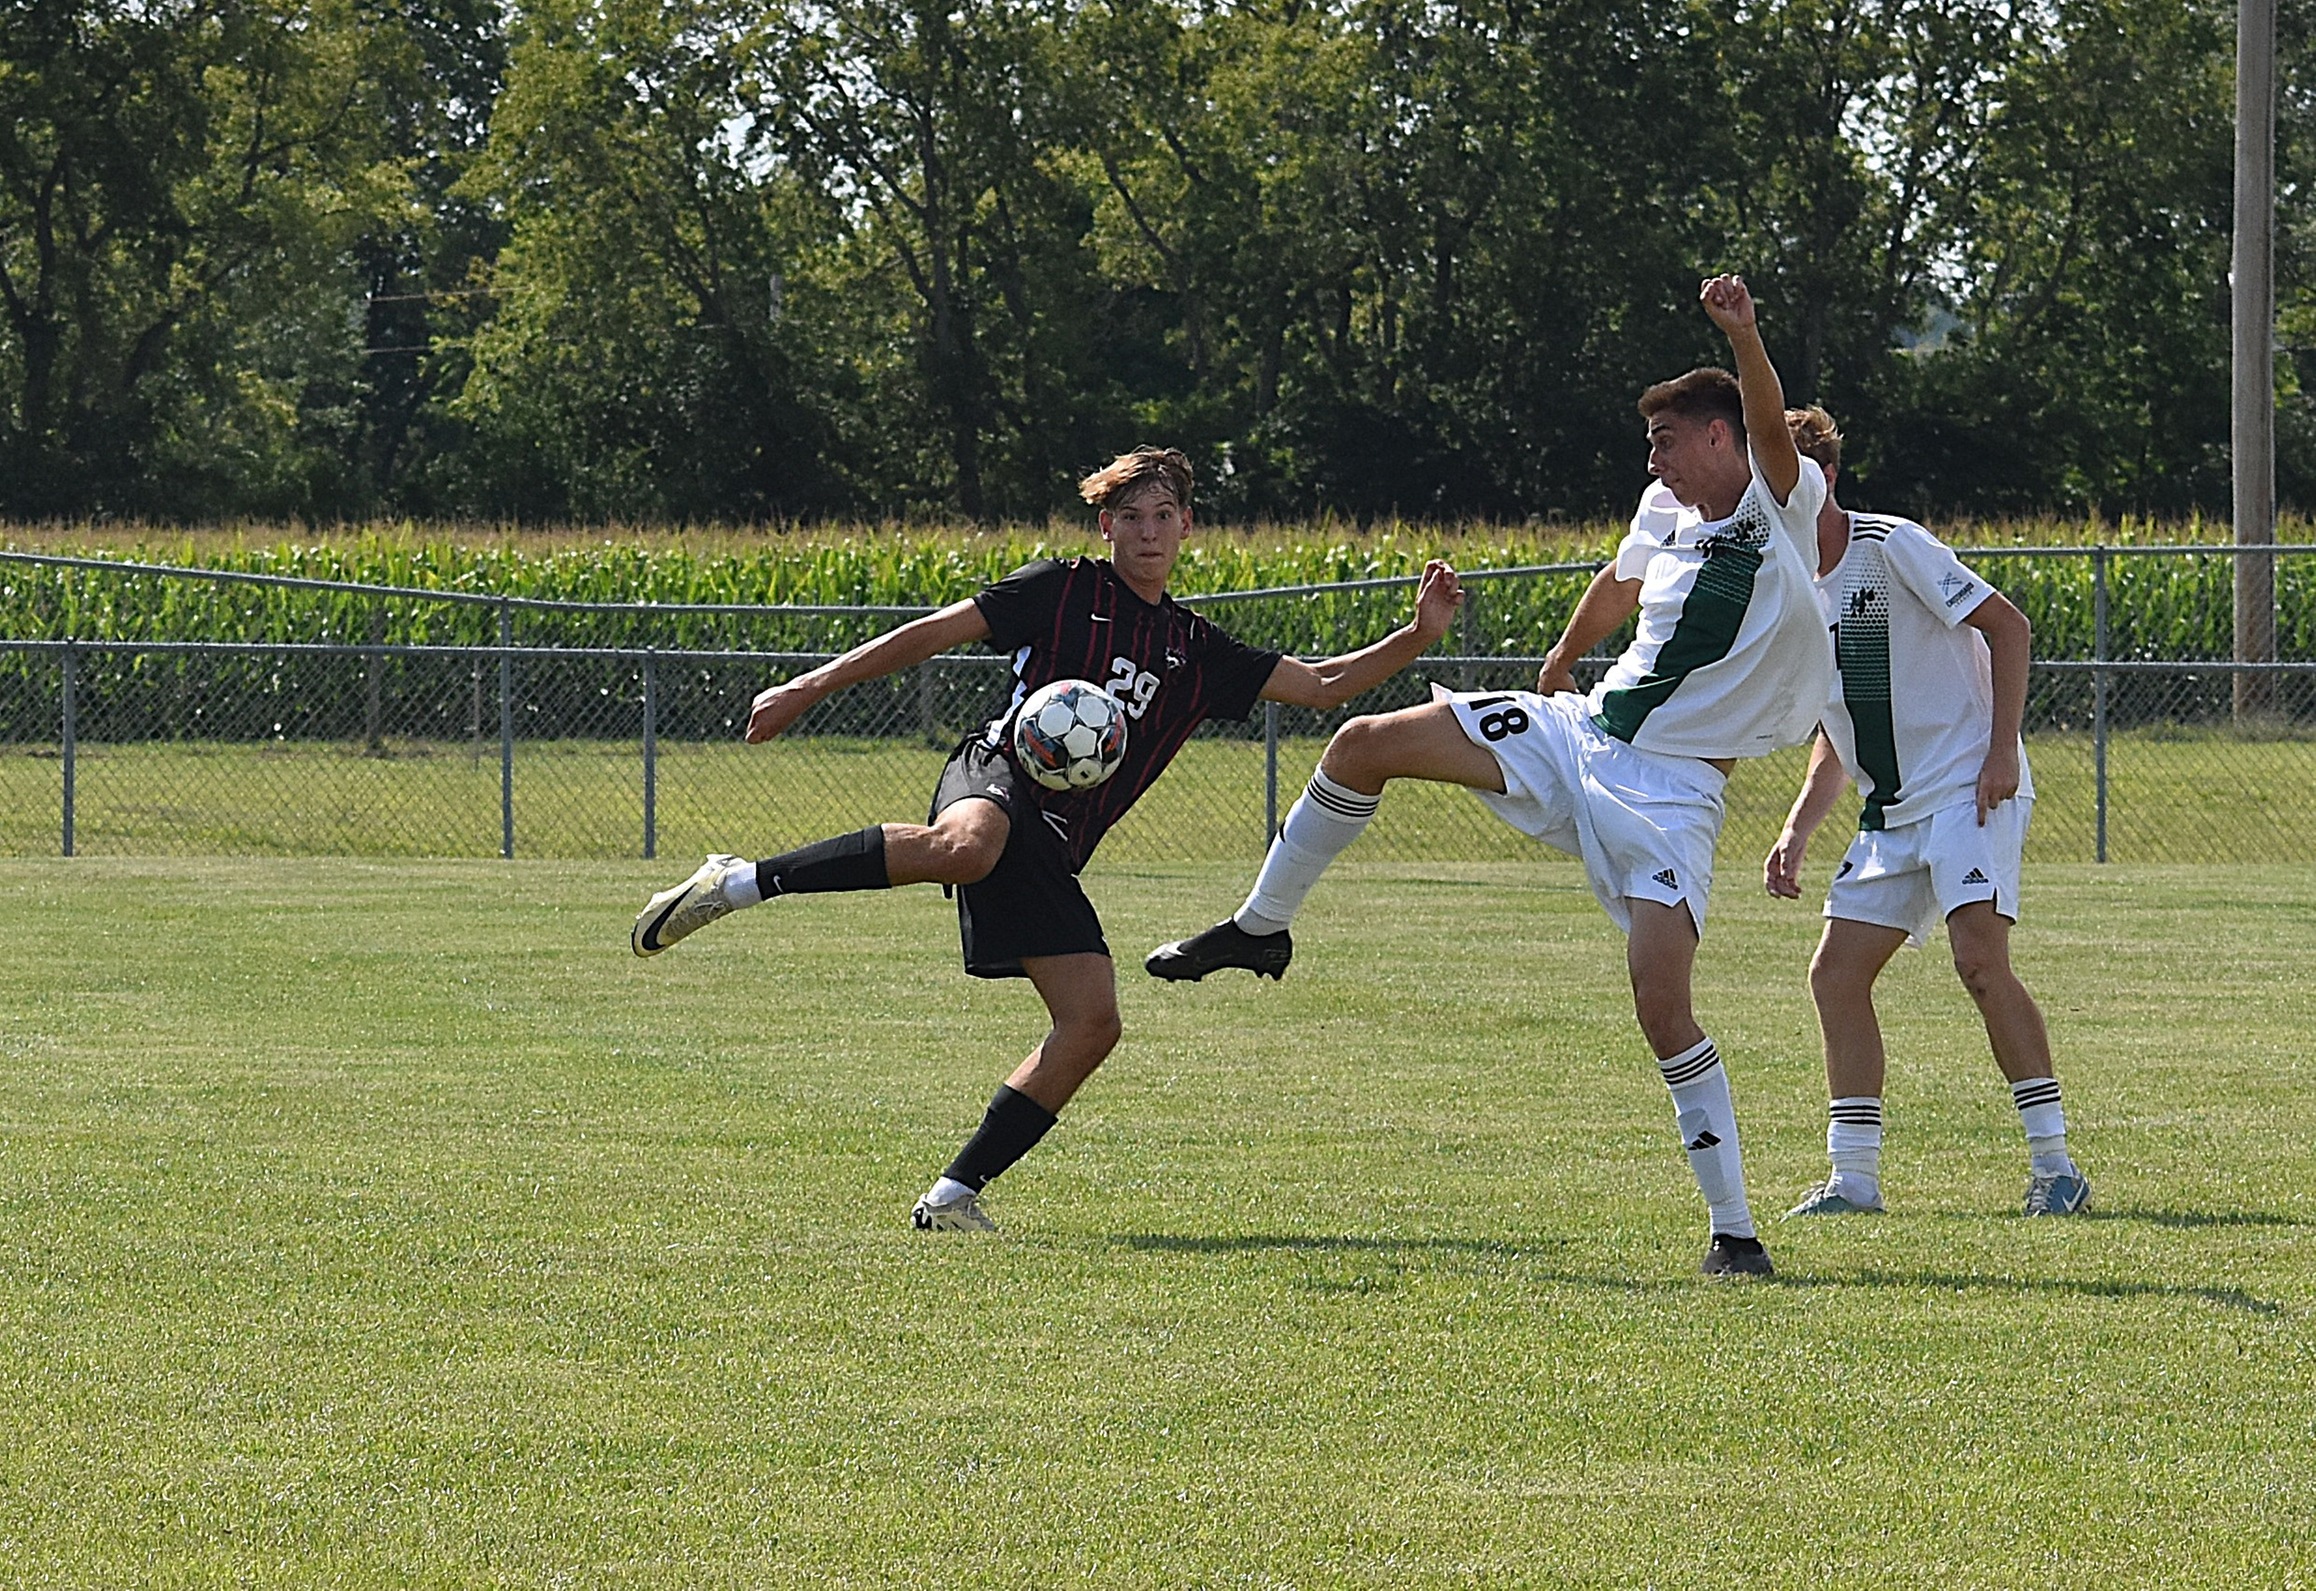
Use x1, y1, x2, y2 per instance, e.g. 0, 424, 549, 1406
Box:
632, 853, 748, 957
911, 1189, 998, 1233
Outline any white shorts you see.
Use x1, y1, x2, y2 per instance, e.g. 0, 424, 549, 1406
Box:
1823, 796, 2031, 946
1438, 687, 1726, 936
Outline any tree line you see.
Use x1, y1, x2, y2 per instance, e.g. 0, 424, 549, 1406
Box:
3, 0, 2311, 527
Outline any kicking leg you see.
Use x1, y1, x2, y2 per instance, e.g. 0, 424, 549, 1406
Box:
915, 953, 1121, 1232
631, 800, 1006, 956
1789, 918, 1908, 1216
1147, 702, 1504, 980
1948, 901, 2086, 1213
1628, 900, 1766, 1273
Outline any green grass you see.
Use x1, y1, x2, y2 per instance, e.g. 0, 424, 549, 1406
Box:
6, 729, 2315, 866
0, 855, 2311, 1587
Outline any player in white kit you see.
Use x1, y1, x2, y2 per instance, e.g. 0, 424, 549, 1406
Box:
1149, 276, 1834, 1277
1763, 407, 2090, 1218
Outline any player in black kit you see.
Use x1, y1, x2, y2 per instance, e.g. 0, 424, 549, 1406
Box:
630, 448, 1463, 1231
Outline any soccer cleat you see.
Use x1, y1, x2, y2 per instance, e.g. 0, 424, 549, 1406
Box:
1144, 920, 1293, 982
1784, 1177, 1885, 1218
632, 853, 748, 957
2023, 1170, 2092, 1217
911, 1189, 998, 1233
1700, 1233, 1774, 1277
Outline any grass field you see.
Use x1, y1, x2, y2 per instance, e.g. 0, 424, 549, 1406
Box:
0, 855, 2310, 1587
4, 726, 2316, 868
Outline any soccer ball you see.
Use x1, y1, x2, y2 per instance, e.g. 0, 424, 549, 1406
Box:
1010, 678, 1129, 791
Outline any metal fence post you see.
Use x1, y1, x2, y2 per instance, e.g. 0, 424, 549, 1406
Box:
1264, 700, 1280, 844
642, 651, 658, 861
364, 603, 386, 755
499, 601, 515, 860
60, 644, 76, 858
919, 657, 939, 745
2093, 546, 2109, 864
1458, 583, 1478, 692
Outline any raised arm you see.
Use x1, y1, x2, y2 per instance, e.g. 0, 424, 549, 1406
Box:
1700, 274, 1800, 506
745, 598, 992, 743
1537, 563, 1641, 695
1260, 560, 1463, 710
1764, 731, 1848, 898
1961, 590, 2032, 823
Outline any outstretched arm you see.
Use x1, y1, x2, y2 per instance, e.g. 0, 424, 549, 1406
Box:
1764, 732, 1848, 898
1537, 563, 1641, 694
745, 598, 992, 743
1700, 274, 1800, 506
1261, 560, 1463, 710
1961, 591, 2031, 823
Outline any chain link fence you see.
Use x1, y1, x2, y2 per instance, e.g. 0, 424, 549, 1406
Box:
2, 548, 2311, 868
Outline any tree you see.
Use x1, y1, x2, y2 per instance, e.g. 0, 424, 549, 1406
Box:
452, 0, 848, 520
0, 0, 417, 518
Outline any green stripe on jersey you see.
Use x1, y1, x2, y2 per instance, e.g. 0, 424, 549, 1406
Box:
1593, 540, 1763, 744
1836, 540, 1902, 829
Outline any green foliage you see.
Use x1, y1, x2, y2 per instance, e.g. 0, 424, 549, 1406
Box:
0, 0, 495, 518
3, 520, 2310, 664
6, 1, 2314, 523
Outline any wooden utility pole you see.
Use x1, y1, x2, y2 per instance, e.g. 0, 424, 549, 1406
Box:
2234, 0, 2277, 719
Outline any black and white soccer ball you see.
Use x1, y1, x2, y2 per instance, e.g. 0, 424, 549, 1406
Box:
1010, 678, 1129, 791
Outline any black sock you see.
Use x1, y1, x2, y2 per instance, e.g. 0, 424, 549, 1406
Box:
941, 1085, 1060, 1191
756, 825, 889, 896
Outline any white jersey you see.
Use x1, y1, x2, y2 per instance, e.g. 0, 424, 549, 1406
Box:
1816, 513, 2032, 829
1587, 453, 1834, 759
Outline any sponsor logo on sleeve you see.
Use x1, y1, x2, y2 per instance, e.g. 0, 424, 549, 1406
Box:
1938, 572, 1978, 607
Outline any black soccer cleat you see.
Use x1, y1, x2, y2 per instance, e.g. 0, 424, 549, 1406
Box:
1701, 1233, 1774, 1278
1144, 920, 1293, 982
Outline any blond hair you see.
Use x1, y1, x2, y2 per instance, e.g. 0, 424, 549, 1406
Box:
1078, 446, 1193, 512
1786, 405, 1842, 475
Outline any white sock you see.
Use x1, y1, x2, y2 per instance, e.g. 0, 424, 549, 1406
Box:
721, 861, 763, 908
2012, 1077, 2075, 1177
1234, 769, 1380, 933
1828, 1095, 1884, 1195
1658, 1038, 1754, 1239
924, 1175, 976, 1207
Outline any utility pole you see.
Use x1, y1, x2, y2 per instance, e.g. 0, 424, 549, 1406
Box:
2233, 0, 2277, 720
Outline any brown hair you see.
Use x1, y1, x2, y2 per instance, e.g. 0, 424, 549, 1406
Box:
1637, 367, 1745, 444
1078, 446, 1194, 513
1786, 405, 1842, 475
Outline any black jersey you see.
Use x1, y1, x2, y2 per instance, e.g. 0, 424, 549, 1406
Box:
973, 557, 1281, 871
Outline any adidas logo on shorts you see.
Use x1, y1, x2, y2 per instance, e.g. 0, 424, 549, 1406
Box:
1963, 867, 1989, 885
1652, 868, 1679, 888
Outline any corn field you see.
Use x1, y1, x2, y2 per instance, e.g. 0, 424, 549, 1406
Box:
2, 519, 2310, 661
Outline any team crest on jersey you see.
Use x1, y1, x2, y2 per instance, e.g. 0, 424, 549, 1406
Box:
1164, 650, 1186, 672
1704, 496, 1772, 552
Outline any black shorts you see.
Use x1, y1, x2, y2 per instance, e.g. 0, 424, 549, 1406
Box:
929, 737, 1109, 979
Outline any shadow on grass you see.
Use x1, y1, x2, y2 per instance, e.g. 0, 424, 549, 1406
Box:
1115, 1232, 1560, 1257
1762, 1268, 2282, 1314
1926, 1206, 2311, 1230
2080, 1206, 2312, 1230
1107, 1233, 2286, 1314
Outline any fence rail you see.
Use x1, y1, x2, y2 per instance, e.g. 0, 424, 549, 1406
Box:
3, 639, 2312, 868
2, 546, 2311, 868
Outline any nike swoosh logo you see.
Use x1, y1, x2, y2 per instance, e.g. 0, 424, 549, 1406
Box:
636, 893, 684, 954
1089, 615, 1111, 622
